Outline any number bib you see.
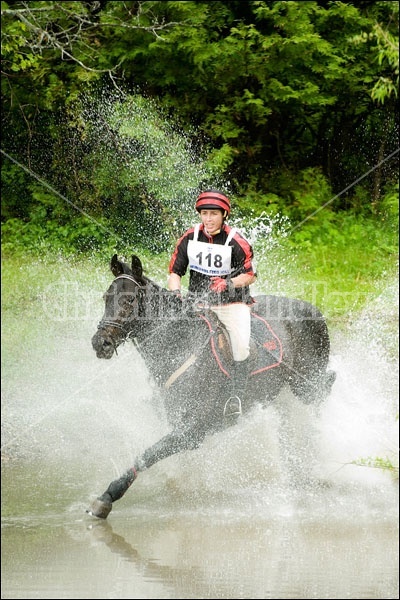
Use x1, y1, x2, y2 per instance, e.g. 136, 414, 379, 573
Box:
187, 239, 232, 276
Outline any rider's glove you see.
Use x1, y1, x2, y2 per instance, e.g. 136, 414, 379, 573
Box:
209, 276, 235, 294
170, 289, 182, 299
169, 289, 183, 306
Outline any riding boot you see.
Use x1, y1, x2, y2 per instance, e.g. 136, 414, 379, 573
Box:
223, 357, 250, 423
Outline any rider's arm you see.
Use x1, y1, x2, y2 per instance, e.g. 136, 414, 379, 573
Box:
168, 272, 182, 292
168, 230, 191, 284
230, 272, 256, 289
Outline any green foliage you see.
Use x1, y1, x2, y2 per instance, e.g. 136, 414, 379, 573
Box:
350, 456, 399, 480
380, 182, 400, 223
351, 17, 399, 104
1, 0, 399, 254
287, 167, 335, 223
0, 161, 32, 220
1, 214, 116, 257
247, 181, 398, 327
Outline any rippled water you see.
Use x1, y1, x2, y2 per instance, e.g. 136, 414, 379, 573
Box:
2, 273, 398, 599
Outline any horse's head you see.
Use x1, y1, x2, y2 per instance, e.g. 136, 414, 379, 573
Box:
92, 254, 182, 359
91, 254, 147, 359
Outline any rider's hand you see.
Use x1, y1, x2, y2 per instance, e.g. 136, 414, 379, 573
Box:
209, 277, 228, 293
169, 289, 183, 305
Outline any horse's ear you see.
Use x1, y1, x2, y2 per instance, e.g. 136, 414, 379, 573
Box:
131, 255, 143, 280
111, 254, 125, 277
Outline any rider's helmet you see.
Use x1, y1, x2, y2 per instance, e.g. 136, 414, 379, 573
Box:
195, 189, 231, 217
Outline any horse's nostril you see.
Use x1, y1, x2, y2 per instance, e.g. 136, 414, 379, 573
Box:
92, 332, 115, 357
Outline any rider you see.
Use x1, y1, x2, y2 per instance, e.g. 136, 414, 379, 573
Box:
168, 189, 257, 418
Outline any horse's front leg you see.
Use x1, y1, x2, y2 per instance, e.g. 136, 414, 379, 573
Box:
87, 427, 208, 519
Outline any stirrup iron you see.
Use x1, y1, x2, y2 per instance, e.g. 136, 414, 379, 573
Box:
223, 395, 242, 417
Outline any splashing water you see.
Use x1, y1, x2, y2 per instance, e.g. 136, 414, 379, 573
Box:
3, 86, 294, 255
64, 88, 236, 250
1, 259, 398, 600
317, 279, 399, 487
1, 88, 292, 472
2, 86, 398, 600
2, 256, 398, 507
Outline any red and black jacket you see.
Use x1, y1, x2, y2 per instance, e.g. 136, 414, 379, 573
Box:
169, 223, 256, 304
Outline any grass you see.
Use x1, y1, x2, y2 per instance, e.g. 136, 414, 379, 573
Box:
350, 455, 399, 481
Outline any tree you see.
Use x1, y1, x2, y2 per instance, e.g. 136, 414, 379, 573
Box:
1, 1, 398, 234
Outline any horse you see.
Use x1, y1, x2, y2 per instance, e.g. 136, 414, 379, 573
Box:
88, 254, 336, 519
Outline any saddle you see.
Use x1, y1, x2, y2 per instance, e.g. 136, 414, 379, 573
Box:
198, 308, 283, 378
163, 304, 284, 390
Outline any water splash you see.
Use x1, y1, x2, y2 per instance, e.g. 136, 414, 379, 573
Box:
2, 257, 397, 500
316, 278, 399, 485
3, 83, 297, 257
63, 88, 233, 250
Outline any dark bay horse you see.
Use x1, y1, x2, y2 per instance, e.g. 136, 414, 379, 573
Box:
88, 254, 336, 518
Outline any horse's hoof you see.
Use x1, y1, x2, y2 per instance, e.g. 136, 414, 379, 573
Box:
86, 497, 112, 519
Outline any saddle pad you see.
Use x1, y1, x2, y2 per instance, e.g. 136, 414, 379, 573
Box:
199, 311, 283, 378
249, 312, 283, 375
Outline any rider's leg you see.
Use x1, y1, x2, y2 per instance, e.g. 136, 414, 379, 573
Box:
210, 303, 251, 418
229, 357, 251, 403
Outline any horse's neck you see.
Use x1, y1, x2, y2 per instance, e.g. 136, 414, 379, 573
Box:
133, 286, 178, 344
134, 318, 167, 346
133, 311, 205, 383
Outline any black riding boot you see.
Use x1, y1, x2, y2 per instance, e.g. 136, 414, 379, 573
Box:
223, 358, 250, 423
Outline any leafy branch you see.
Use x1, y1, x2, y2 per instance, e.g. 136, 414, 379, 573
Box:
1, 1, 181, 74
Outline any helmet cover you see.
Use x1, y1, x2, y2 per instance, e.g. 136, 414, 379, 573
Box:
195, 190, 231, 215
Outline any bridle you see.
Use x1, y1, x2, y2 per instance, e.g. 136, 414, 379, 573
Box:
96, 274, 144, 352
95, 273, 196, 357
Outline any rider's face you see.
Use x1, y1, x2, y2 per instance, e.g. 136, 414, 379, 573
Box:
199, 209, 224, 235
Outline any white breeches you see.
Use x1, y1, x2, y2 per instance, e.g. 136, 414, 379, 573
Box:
210, 303, 251, 361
